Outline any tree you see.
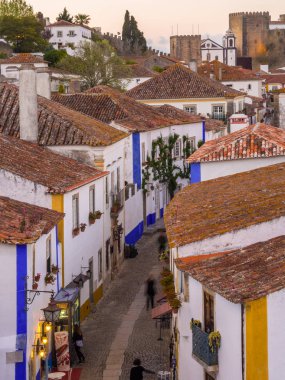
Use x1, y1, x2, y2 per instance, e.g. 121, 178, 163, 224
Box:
0, 0, 33, 17
44, 49, 67, 66
0, 15, 49, 52
122, 10, 147, 55
56, 40, 130, 89
74, 13, 90, 25
56, 7, 73, 23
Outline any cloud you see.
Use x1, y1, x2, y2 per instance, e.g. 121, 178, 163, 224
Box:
158, 36, 168, 45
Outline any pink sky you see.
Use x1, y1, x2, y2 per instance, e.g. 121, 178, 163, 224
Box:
28, 0, 284, 51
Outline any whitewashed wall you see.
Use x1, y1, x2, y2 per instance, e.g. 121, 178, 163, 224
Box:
0, 62, 47, 81
222, 79, 262, 98
121, 77, 151, 91
200, 156, 285, 182
267, 288, 285, 380
201, 49, 224, 63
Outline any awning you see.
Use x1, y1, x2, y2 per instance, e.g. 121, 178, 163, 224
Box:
151, 302, 172, 319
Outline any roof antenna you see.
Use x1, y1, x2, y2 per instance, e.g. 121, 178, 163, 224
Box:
177, 24, 179, 35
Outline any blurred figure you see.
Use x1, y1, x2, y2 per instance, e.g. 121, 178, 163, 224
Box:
130, 358, 155, 380
145, 275, 156, 310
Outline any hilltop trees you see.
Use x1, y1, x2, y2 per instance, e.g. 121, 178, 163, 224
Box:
74, 13, 91, 25
56, 7, 73, 23
122, 10, 147, 55
0, 0, 33, 17
57, 40, 130, 89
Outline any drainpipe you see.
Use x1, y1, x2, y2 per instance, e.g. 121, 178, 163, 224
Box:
241, 304, 245, 380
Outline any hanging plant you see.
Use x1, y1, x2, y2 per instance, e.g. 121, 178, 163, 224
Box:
208, 331, 221, 352
32, 282, 38, 290
51, 264, 59, 274
190, 319, 202, 330
34, 273, 41, 282
73, 227, 80, 236
80, 223, 87, 232
45, 273, 55, 285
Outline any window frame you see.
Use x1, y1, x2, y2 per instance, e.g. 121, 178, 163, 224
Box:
98, 248, 103, 281
72, 193, 79, 230
183, 104, 197, 115
57, 31, 63, 38
46, 235, 52, 274
89, 185, 95, 214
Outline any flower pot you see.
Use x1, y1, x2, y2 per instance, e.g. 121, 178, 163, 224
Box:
172, 308, 178, 314
80, 223, 87, 232
51, 265, 59, 274
32, 282, 38, 290
73, 227, 80, 237
34, 274, 41, 282
89, 217, 96, 224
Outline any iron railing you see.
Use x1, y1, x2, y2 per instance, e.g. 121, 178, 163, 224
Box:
192, 324, 218, 367
110, 188, 125, 216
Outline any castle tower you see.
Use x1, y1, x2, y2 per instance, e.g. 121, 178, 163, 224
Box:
170, 35, 202, 65
223, 29, 237, 66
229, 12, 270, 58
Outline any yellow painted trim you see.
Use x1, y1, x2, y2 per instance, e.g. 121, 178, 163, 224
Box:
246, 297, 268, 380
80, 299, 91, 322
138, 98, 228, 104
52, 194, 65, 287
93, 284, 103, 304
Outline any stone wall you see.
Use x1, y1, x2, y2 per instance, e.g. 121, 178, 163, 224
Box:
170, 35, 201, 64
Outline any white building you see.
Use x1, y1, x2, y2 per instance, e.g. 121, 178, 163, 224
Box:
46, 20, 92, 56
201, 30, 237, 66
186, 123, 285, 183
0, 196, 63, 380
52, 87, 205, 245
126, 64, 246, 123
164, 162, 285, 380
121, 64, 156, 91
229, 113, 249, 132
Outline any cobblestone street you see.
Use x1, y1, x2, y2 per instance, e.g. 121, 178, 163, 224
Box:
80, 226, 171, 380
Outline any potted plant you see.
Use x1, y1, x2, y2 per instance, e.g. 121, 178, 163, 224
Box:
73, 227, 80, 237
51, 264, 59, 274
45, 273, 55, 285
111, 201, 121, 213
190, 319, 202, 330
208, 331, 221, 352
161, 267, 172, 278
80, 223, 87, 232
89, 211, 103, 224
160, 273, 174, 287
159, 249, 169, 263
32, 282, 38, 290
34, 273, 41, 282
169, 297, 182, 313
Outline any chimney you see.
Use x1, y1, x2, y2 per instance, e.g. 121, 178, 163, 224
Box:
218, 67, 222, 81
210, 72, 215, 80
36, 67, 51, 99
19, 64, 38, 142
189, 59, 197, 72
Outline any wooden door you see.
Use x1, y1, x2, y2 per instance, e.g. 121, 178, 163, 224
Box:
204, 291, 214, 333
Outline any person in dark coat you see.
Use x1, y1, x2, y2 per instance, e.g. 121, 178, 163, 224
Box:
72, 324, 85, 363
130, 358, 155, 380
145, 275, 156, 310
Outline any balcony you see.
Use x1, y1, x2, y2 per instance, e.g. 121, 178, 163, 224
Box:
110, 188, 124, 218
192, 324, 219, 372
211, 113, 227, 121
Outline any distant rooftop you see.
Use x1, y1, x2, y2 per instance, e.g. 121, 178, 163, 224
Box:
198, 60, 259, 81
0, 53, 47, 64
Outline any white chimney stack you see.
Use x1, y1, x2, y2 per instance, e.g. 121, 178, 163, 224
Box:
36, 67, 51, 99
189, 59, 197, 73
19, 64, 38, 142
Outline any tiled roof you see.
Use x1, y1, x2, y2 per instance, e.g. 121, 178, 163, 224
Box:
175, 236, 285, 303
198, 60, 259, 81
0, 83, 127, 146
47, 20, 91, 30
126, 64, 243, 100
52, 86, 200, 132
0, 196, 64, 244
262, 74, 285, 84
0, 53, 47, 64
125, 64, 156, 78
0, 134, 108, 193
164, 163, 285, 247
187, 123, 285, 163
157, 105, 225, 132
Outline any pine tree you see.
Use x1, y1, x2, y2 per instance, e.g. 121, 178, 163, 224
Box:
122, 10, 146, 55
56, 7, 73, 23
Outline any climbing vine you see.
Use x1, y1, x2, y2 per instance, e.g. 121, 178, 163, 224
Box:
142, 134, 195, 199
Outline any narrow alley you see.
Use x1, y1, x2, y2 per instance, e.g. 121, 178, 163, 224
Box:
80, 226, 171, 380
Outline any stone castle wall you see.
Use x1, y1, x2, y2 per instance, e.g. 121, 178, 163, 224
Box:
170, 35, 201, 64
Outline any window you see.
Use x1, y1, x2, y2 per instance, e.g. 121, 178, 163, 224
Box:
98, 249, 102, 280
89, 185, 95, 213
57, 31, 63, 38
105, 177, 109, 206
248, 84, 252, 90
141, 142, 146, 163
111, 171, 115, 194
117, 167, 120, 192
226, 84, 233, 88
206, 52, 211, 61
229, 38, 234, 47
183, 104, 197, 115
174, 139, 181, 158
72, 194, 79, 230
204, 291, 215, 333
187, 137, 196, 153
106, 239, 110, 271
215, 55, 219, 60
183, 273, 189, 302
69, 30, 75, 36
46, 236, 51, 273
212, 105, 224, 120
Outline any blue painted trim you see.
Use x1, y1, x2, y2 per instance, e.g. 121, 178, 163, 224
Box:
125, 221, 144, 245
16, 244, 27, 380
36, 370, 41, 380
160, 208, 164, 218
191, 163, 201, 184
132, 133, 142, 189
55, 226, 59, 292
147, 213, 156, 226
202, 120, 206, 142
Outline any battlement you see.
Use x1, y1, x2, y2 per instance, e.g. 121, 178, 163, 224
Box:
229, 11, 270, 17
102, 32, 122, 41
170, 35, 201, 39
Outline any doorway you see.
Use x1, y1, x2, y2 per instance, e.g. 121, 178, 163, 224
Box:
155, 188, 160, 220
89, 258, 94, 303
204, 291, 214, 333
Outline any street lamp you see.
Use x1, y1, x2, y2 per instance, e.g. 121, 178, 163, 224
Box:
41, 297, 61, 370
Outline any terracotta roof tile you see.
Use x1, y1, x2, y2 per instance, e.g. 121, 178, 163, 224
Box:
164, 163, 285, 247
198, 60, 259, 81
47, 20, 91, 30
125, 64, 156, 78
175, 236, 285, 303
0, 196, 64, 244
0, 134, 108, 193
126, 64, 244, 100
52, 86, 200, 132
262, 74, 285, 84
0, 83, 127, 146
0, 53, 47, 64
187, 123, 285, 163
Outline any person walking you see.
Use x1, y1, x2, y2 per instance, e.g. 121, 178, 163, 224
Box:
145, 275, 156, 310
130, 358, 155, 380
72, 324, 85, 363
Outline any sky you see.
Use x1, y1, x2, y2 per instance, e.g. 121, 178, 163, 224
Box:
28, 0, 284, 51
